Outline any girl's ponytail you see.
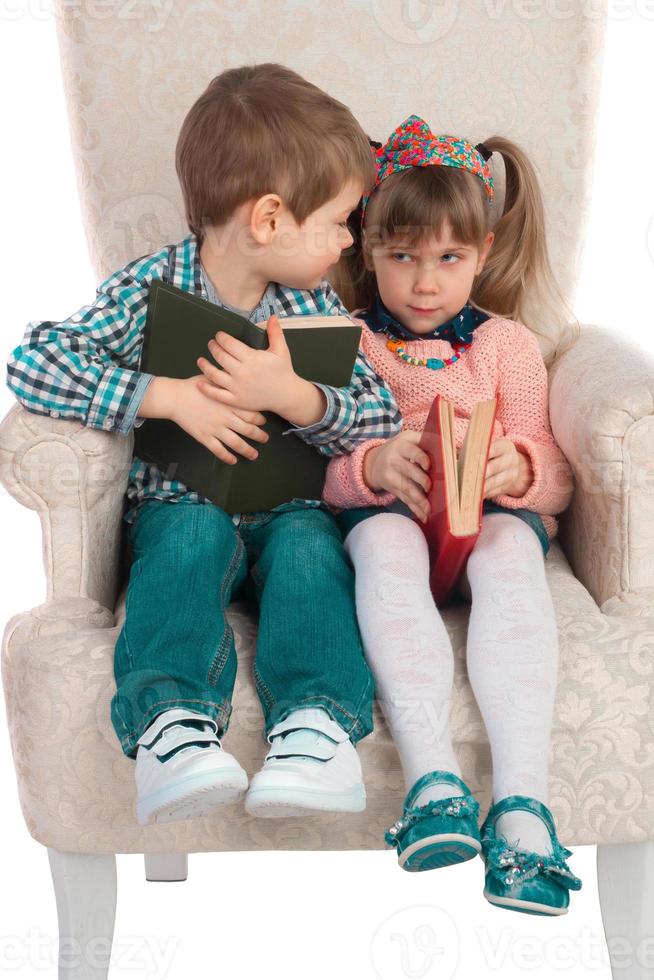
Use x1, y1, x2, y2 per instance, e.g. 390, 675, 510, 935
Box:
471, 136, 580, 367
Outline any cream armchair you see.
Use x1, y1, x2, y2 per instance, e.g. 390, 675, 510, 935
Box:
2, 1, 654, 978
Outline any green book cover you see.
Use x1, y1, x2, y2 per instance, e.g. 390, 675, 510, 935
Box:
133, 278, 362, 513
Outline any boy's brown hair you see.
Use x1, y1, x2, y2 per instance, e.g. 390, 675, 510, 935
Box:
175, 63, 376, 245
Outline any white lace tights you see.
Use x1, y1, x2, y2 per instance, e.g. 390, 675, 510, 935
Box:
344, 511, 559, 855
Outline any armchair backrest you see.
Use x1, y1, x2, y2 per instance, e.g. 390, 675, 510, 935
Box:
54, 0, 607, 327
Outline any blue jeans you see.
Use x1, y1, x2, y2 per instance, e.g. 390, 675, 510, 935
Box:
335, 498, 550, 558
111, 500, 375, 758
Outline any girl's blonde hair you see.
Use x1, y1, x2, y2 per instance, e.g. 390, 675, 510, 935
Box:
332, 134, 580, 369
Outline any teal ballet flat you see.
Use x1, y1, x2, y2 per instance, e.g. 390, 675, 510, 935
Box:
384, 770, 482, 872
480, 794, 583, 916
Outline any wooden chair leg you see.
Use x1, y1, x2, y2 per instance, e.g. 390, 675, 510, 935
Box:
597, 841, 654, 980
144, 852, 188, 881
47, 848, 117, 980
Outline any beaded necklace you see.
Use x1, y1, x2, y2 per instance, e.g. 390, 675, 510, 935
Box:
372, 297, 488, 370
382, 324, 473, 370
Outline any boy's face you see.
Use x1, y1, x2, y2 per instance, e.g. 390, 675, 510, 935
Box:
264, 178, 363, 291
366, 222, 494, 335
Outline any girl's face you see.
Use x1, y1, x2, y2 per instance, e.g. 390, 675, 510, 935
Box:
366, 222, 494, 335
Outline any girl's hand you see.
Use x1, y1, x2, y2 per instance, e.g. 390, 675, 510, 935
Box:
362, 430, 432, 522
195, 314, 296, 414
484, 437, 534, 498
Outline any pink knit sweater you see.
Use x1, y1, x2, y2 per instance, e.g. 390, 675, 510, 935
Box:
323, 313, 574, 543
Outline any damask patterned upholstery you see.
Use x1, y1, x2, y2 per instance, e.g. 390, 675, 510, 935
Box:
2, 0, 654, 856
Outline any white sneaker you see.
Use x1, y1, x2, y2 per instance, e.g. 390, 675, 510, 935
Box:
244, 707, 366, 818
134, 707, 248, 826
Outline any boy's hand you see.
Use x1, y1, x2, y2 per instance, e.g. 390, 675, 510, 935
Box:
168, 375, 270, 465
483, 437, 533, 498
362, 430, 432, 522
196, 314, 297, 414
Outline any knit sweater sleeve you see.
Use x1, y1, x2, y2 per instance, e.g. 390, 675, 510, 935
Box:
322, 437, 397, 508
491, 321, 574, 515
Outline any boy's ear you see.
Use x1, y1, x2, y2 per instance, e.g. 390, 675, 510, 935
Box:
250, 193, 284, 244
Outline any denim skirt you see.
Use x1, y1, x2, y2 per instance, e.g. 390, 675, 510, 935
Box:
334, 497, 550, 558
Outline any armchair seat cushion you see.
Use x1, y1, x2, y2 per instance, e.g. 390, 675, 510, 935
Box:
4, 539, 654, 854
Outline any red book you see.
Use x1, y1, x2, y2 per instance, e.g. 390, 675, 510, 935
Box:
417, 394, 498, 607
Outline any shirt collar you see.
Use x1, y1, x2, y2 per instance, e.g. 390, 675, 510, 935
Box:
363, 289, 489, 344
194, 236, 279, 323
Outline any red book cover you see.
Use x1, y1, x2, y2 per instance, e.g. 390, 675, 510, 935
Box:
418, 394, 497, 607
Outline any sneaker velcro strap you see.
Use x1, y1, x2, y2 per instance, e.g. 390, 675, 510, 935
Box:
264, 728, 339, 763
137, 709, 218, 748
146, 725, 222, 759
266, 709, 349, 745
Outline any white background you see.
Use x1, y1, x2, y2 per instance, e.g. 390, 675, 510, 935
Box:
1, 4, 653, 979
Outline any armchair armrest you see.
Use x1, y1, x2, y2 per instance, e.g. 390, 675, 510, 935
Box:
548, 323, 654, 616
0, 404, 133, 615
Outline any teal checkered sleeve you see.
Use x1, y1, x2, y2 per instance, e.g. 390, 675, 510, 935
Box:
6, 267, 159, 435
5, 235, 403, 521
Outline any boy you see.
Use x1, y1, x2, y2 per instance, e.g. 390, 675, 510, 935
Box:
5, 63, 401, 825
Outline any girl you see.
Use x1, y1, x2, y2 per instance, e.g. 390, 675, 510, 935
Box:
322, 115, 583, 916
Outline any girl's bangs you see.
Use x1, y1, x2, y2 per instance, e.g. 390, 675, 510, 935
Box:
366, 167, 489, 250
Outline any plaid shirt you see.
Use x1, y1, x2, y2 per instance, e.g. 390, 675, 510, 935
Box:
6, 233, 401, 525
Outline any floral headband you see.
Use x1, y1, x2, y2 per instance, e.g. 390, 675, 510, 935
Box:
360, 114, 494, 227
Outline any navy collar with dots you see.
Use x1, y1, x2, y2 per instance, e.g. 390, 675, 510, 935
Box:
362, 289, 490, 344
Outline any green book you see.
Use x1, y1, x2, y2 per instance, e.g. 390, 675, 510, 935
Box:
133, 278, 362, 513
